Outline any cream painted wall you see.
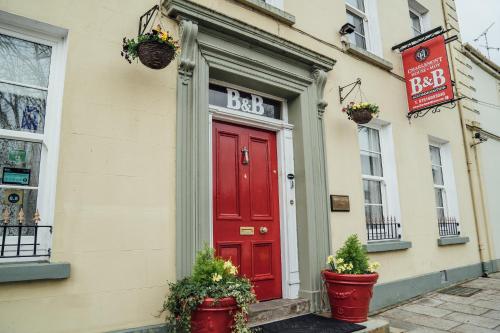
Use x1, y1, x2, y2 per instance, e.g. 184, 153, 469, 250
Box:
0, 0, 482, 332
471, 60, 500, 260
0, 1, 178, 332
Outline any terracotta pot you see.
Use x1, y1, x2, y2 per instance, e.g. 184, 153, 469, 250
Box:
190, 297, 238, 333
137, 40, 175, 70
348, 108, 373, 124
322, 270, 378, 323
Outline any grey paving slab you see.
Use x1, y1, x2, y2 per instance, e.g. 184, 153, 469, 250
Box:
431, 293, 477, 305
439, 302, 490, 315
462, 278, 500, 291
444, 312, 500, 329
411, 298, 445, 307
473, 300, 500, 311
450, 324, 500, 333
401, 304, 453, 318
483, 310, 500, 320
382, 309, 461, 331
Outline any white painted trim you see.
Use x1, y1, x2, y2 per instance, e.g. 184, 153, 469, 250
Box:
0, 14, 68, 261
360, 121, 402, 240
428, 137, 461, 235
265, 0, 284, 11
345, 0, 382, 57
209, 98, 299, 299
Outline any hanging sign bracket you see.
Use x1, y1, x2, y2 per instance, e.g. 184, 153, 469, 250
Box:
138, 5, 159, 36
339, 78, 361, 103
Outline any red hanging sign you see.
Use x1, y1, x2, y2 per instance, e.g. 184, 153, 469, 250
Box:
402, 35, 454, 113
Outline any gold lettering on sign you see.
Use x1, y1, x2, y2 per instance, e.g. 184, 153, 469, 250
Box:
240, 227, 255, 236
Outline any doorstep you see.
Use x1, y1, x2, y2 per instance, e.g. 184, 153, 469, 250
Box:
249, 298, 390, 332
248, 298, 310, 327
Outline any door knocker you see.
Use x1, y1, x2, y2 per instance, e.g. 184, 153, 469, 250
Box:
241, 147, 249, 165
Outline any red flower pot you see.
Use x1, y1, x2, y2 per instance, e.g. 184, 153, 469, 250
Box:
191, 297, 238, 333
322, 270, 378, 323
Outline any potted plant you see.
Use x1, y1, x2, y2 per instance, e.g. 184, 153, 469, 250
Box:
322, 234, 380, 323
163, 247, 256, 333
121, 25, 180, 69
342, 102, 379, 124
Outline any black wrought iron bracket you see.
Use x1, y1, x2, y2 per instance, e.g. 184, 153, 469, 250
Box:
392, 26, 458, 52
407, 97, 465, 122
138, 5, 159, 36
339, 78, 361, 103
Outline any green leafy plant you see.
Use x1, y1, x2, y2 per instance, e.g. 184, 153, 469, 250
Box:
163, 247, 256, 332
121, 25, 179, 64
326, 234, 380, 274
342, 101, 380, 116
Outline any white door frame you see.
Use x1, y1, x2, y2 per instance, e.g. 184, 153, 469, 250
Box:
208, 80, 300, 299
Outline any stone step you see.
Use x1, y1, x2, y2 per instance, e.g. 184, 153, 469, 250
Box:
248, 298, 310, 327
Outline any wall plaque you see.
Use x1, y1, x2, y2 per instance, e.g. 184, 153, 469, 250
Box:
330, 195, 350, 212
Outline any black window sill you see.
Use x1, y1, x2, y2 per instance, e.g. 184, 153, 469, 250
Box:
437, 236, 470, 246
234, 0, 295, 25
364, 240, 412, 253
344, 43, 394, 71
0, 261, 70, 283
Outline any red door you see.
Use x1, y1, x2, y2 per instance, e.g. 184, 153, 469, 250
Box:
213, 121, 282, 301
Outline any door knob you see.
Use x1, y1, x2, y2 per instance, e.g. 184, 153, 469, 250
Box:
259, 226, 268, 234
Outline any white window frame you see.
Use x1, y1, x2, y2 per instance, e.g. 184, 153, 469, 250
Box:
345, 0, 383, 57
408, 0, 431, 37
409, 8, 423, 37
0, 13, 67, 262
359, 120, 401, 241
428, 137, 460, 236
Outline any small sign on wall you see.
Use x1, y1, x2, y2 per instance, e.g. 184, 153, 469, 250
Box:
330, 195, 350, 212
2, 167, 31, 186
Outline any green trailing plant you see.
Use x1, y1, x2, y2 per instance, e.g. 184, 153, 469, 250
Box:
326, 234, 380, 274
121, 25, 179, 64
163, 247, 256, 332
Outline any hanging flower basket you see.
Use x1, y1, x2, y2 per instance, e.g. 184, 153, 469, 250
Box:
343, 102, 379, 124
121, 25, 179, 70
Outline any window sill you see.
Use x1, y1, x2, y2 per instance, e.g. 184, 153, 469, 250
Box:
437, 236, 470, 246
234, 0, 295, 25
364, 240, 412, 253
344, 42, 394, 71
0, 261, 70, 283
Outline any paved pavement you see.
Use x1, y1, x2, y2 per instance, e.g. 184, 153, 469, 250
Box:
375, 272, 500, 333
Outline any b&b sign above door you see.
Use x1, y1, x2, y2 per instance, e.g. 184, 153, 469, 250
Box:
209, 84, 282, 120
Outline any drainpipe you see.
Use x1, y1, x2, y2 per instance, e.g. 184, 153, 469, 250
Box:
440, 0, 491, 277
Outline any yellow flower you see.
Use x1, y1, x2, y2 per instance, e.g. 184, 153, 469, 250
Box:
212, 273, 222, 282
229, 266, 238, 275
368, 261, 380, 273
336, 257, 344, 264
327, 255, 335, 265
223, 260, 232, 270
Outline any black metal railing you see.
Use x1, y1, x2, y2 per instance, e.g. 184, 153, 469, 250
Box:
438, 217, 460, 237
366, 216, 401, 241
0, 224, 52, 258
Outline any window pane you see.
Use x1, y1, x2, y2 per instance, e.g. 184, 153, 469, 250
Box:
346, 0, 364, 12
0, 34, 52, 88
0, 188, 38, 236
363, 179, 382, 205
0, 82, 47, 133
429, 146, 442, 166
436, 207, 446, 221
432, 165, 444, 185
347, 11, 365, 35
365, 205, 383, 222
361, 151, 383, 176
354, 34, 367, 49
435, 188, 445, 208
0, 138, 42, 187
410, 11, 421, 33
358, 126, 381, 152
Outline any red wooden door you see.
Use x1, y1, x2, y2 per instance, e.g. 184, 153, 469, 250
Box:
213, 121, 282, 301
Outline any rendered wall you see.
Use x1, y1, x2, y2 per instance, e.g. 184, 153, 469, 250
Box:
472, 60, 500, 261
0, 0, 483, 332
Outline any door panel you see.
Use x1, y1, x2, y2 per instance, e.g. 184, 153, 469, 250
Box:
213, 121, 282, 301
